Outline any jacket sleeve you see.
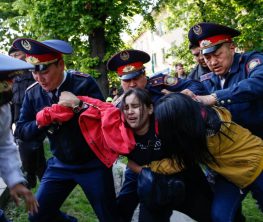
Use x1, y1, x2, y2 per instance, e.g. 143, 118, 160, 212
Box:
215, 56, 263, 104
147, 158, 183, 175
15, 92, 44, 141
0, 105, 26, 188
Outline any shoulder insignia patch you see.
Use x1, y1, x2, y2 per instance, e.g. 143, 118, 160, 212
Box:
200, 72, 213, 82
246, 58, 261, 72
26, 82, 39, 91
69, 70, 90, 78
164, 75, 178, 86
148, 76, 164, 86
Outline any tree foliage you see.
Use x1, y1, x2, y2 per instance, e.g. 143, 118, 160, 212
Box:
160, 0, 263, 70
0, 0, 156, 96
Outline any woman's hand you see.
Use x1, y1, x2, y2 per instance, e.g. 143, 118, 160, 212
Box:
127, 159, 143, 174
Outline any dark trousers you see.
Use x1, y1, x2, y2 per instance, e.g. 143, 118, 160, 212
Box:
117, 166, 213, 222
29, 157, 119, 222
17, 139, 46, 188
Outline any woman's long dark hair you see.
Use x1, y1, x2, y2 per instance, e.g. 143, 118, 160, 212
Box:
155, 93, 216, 169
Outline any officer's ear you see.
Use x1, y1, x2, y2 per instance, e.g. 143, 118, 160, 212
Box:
57, 59, 65, 69
229, 42, 236, 54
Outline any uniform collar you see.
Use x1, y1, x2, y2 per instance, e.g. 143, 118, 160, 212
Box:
229, 53, 242, 74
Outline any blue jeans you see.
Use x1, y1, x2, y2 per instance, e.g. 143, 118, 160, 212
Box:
117, 166, 212, 222
212, 172, 263, 222
29, 157, 119, 222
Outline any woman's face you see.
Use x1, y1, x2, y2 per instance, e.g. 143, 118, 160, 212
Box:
123, 93, 153, 135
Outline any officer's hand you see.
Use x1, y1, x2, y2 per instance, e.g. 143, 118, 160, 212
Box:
58, 91, 80, 108
161, 89, 172, 95
196, 95, 216, 105
180, 89, 197, 100
10, 183, 39, 214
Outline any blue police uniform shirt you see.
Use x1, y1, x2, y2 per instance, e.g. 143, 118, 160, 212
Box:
146, 73, 208, 104
15, 70, 104, 164
201, 51, 263, 138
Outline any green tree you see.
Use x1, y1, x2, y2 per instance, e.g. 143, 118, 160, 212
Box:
0, 0, 156, 97
160, 0, 263, 69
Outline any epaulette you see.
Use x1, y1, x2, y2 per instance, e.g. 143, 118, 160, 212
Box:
112, 94, 124, 107
148, 75, 178, 86
246, 58, 262, 73
200, 72, 213, 82
68, 70, 90, 78
26, 82, 39, 91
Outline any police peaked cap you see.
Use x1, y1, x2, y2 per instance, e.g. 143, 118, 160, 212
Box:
188, 22, 241, 54
107, 49, 150, 80
12, 38, 73, 55
8, 46, 20, 55
0, 54, 33, 80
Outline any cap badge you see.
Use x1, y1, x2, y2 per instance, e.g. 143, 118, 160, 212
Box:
193, 25, 202, 35
123, 65, 136, 73
165, 76, 177, 85
200, 40, 212, 48
26, 56, 40, 65
21, 40, 31, 51
120, 51, 129, 61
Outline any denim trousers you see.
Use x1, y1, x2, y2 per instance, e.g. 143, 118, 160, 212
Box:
117, 166, 213, 222
212, 172, 263, 222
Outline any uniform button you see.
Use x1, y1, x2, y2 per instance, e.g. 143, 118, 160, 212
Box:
227, 99, 231, 103
220, 100, 225, 105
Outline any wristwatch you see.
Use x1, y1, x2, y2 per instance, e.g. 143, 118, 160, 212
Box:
73, 100, 84, 114
210, 93, 219, 105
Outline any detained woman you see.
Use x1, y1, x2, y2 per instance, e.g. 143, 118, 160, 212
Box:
152, 92, 263, 222
117, 88, 212, 222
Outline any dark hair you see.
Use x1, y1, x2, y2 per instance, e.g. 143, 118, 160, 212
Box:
155, 93, 216, 169
175, 63, 184, 68
121, 88, 152, 112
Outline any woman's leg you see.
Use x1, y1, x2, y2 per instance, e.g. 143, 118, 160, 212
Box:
116, 168, 139, 222
212, 176, 247, 222
249, 171, 263, 212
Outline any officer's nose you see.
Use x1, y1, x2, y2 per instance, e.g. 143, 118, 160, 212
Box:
210, 56, 218, 66
129, 79, 137, 87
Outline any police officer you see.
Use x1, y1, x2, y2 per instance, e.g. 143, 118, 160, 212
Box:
9, 46, 46, 189
189, 22, 263, 222
187, 42, 211, 81
13, 38, 119, 222
107, 49, 208, 107
189, 22, 263, 138
0, 54, 38, 221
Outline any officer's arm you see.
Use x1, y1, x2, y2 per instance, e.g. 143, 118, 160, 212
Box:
15, 93, 43, 141
214, 63, 263, 105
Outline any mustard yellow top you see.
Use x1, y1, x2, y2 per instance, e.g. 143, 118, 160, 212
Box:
149, 107, 263, 189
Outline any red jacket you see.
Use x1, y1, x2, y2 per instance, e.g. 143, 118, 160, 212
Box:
36, 96, 135, 167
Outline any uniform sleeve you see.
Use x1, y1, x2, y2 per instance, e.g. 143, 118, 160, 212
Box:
81, 76, 105, 101
215, 55, 263, 104
15, 92, 44, 141
173, 79, 209, 95
0, 105, 26, 188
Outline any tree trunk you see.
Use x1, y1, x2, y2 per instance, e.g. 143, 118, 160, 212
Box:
89, 26, 109, 99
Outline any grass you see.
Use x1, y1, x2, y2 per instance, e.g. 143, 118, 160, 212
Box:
3, 144, 263, 221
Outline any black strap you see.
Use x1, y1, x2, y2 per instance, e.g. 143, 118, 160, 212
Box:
51, 89, 59, 103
